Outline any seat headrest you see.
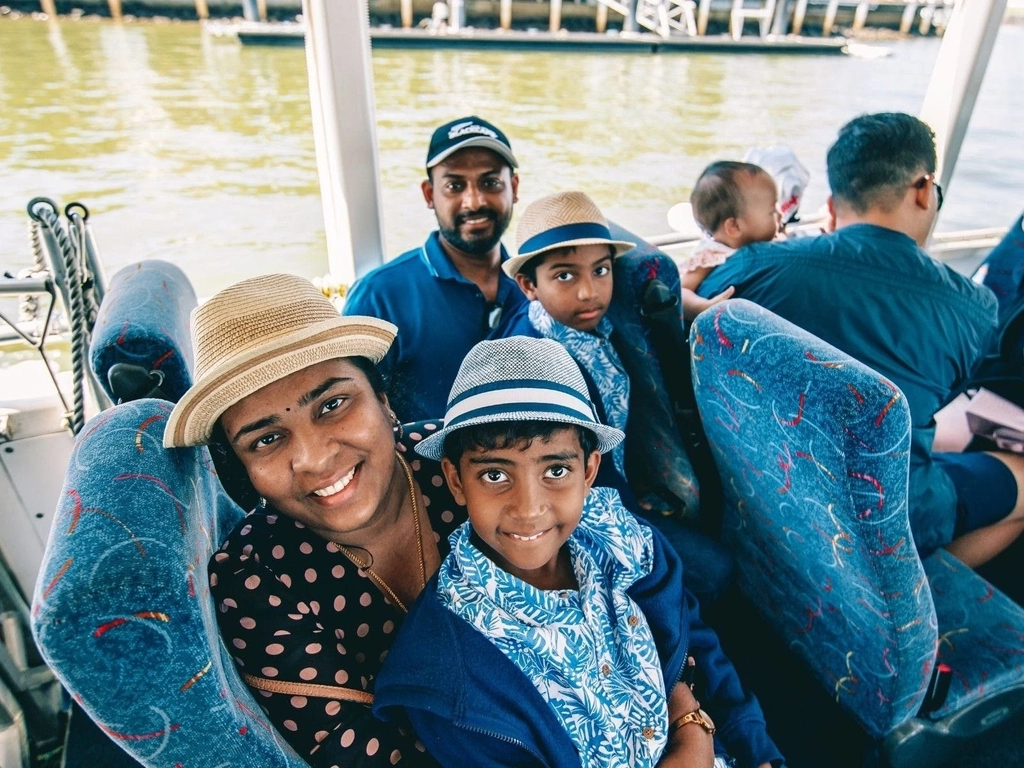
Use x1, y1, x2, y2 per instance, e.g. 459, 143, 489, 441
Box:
90, 260, 196, 404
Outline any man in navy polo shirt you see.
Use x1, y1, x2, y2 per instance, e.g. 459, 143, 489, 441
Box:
344, 116, 527, 422
698, 112, 1024, 567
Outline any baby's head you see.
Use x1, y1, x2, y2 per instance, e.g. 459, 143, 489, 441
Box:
504, 191, 635, 333
415, 337, 623, 587
690, 161, 781, 249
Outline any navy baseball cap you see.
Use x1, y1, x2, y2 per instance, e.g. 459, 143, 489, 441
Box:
426, 116, 518, 171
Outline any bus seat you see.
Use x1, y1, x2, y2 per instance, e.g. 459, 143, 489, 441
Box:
31, 399, 306, 767
90, 260, 196, 405
605, 222, 701, 521
690, 299, 1024, 760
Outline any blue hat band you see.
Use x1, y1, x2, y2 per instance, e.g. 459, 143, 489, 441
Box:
518, 222, 613, 255
444, 382, 597, 429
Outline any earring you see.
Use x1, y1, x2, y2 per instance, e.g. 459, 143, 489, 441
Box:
390, 411, 404, 441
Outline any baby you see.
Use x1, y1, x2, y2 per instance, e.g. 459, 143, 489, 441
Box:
683, 161, 782, 321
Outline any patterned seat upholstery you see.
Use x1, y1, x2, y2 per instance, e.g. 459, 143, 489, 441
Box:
33, 260, 307, 767
90, 260, 196, 404
32, 400, 306, 768
691, 299, 1024, 753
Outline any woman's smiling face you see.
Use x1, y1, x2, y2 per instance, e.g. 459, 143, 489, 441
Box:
219, 358, 402, 544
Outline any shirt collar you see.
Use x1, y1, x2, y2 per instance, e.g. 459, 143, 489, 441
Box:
419, 230, 513, 285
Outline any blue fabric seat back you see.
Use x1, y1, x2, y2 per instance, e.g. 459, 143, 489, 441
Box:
604, 222, 701, 518
31, 399, 306, 767
691, 299, 936, 738
90, 260, 196, 404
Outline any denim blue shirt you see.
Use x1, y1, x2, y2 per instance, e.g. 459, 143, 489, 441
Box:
699, 223, 998, 552
343, 232, 527, 422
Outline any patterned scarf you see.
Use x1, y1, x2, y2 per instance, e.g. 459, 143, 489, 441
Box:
528, 301, 630, 476
438, 487, 669, 767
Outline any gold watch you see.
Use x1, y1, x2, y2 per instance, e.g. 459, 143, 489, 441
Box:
671, 707, 716, 736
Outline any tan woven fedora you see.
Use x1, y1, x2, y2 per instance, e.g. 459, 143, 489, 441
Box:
503, 191, 635, 278
164, 274, 396, 448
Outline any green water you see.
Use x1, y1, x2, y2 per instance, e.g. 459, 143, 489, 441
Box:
1, 17, 1022, 297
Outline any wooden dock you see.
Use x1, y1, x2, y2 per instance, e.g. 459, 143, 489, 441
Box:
229, 22, 848, 54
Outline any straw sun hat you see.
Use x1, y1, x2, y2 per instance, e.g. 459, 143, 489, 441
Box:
415, 336, 623, 461
164, 274, 396, 448
503, 191, 636, 278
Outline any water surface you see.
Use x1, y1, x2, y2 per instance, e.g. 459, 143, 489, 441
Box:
1, 18, 1021, 296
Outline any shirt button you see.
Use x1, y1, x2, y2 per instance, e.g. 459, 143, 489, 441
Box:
601, 664, 611, 676
642, 727, 655, 740
628, 615, 639, 627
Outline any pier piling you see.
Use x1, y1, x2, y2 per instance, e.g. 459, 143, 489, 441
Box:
194, 0, 209, 18
550, 0, 562, 31
401, 0, 412, 27
500, 0, 512, 29
39, 0, 56, 15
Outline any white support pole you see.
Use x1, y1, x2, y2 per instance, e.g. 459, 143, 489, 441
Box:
899, 2, 918, 33
401, 0, 413, 27
821, 0, 840, 35
852, 0, 869, 31
500, 0, 512, 29
550, 0, 563, 31
919, 0, 1008, 192
301, 0, 386, 284
697, 0, 712, 34
791, 0, 808, 33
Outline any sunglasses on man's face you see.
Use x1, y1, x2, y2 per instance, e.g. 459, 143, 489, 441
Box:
914, 174, 944, 211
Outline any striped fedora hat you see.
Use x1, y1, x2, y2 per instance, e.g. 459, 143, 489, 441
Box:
164, 274, 396, 448
415, 336, 623, 461
503, 191, 635, 278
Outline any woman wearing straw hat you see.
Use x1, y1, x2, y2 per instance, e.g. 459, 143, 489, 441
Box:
164, 274, 462, 766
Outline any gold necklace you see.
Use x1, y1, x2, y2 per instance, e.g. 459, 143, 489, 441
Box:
334, 453, 426, 613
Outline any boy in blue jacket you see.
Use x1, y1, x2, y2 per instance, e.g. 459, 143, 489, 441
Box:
373, 336, 782, 768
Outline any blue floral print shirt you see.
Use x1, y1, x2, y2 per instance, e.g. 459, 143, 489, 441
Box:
528, 301, 630, 476
436, 486, 669, 768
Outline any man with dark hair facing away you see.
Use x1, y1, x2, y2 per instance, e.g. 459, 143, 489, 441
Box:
698, 111, 1024, 568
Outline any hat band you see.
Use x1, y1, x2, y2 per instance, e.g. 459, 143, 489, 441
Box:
519, 222, 612, 255
444, 385, 596, 428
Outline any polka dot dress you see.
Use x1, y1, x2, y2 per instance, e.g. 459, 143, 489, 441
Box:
210, 425, 463, 767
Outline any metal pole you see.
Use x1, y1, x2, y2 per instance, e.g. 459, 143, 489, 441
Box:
401, 0, 414, 27
821, 0, 839, 35
771, 0, 791, 35
550, 0, 563, 31
624, 0, 639, 31
241, 0, 259, 22
194, 0, 209, 19
919, 0, 1008, 193
500, 0, 512, 29
301, 0, 387, 284
449, 0, 465, 30
108, 0, 122, 19
596, 1, 608, 32
791, 0, 807, 33
39, 0, 56, 15
257, 0, 268, 21
697, 0, 712, 34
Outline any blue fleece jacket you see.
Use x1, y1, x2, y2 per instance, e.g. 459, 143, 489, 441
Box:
373, 523, 783, 768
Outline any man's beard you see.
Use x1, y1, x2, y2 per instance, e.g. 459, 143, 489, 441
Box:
438, 207, 512, 257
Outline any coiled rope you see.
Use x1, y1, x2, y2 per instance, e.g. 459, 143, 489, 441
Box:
26, 198, 102, 435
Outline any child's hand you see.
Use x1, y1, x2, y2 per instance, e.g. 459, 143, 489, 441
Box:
682, 285, 736, 322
